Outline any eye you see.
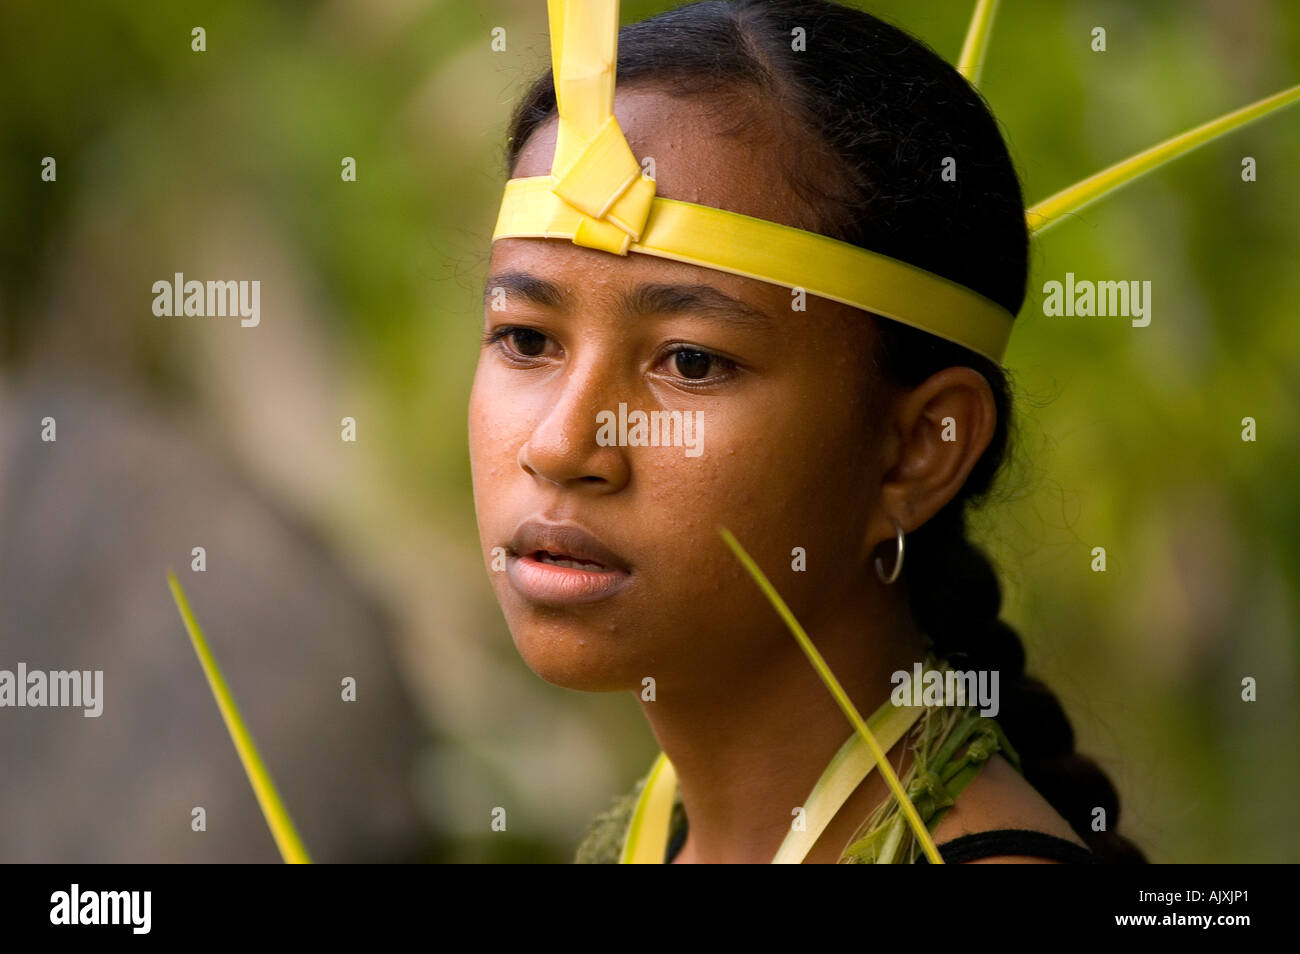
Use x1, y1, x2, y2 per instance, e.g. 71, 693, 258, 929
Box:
660, 345, 737, 383
483, 325, 552, 360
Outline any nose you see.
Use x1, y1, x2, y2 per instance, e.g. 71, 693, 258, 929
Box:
517, 356, 631, 494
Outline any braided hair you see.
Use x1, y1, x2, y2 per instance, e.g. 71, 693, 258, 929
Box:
502, 0, 1145, 862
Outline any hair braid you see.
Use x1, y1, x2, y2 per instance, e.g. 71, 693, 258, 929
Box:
878, 318, 1146, 863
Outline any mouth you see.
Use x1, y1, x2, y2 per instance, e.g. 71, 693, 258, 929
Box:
529, 550, 617, 571
505, 519, 633, 605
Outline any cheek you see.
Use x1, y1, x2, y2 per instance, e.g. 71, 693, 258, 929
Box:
623, 406, 848, 633
467, 365, 529, 548
468, 365, 525, 483
653, 402, 872, 623
466, 369, 491, 467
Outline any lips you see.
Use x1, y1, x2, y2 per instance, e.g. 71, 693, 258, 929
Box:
509, 519, 631, 573
505, 518, 633, 605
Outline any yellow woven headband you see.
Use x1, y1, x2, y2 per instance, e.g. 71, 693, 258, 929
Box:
491, 0, 1300, 367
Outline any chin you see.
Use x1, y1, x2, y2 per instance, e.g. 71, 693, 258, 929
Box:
509, 623, 641, 693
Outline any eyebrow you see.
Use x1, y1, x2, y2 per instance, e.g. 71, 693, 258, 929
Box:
483, 270, 777, 332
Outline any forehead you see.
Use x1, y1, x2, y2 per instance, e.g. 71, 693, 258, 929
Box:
497, 83, 842, 318
511, 83, 823, 231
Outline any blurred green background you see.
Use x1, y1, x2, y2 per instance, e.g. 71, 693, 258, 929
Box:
1, 0, 1297, 863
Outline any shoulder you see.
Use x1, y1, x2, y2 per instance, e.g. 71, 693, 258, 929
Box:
930, 753, 1089, 864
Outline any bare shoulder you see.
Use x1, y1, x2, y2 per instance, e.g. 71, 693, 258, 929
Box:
929, 753, 1088, 864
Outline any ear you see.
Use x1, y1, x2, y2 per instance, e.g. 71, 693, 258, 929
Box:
869, 366, 998, 548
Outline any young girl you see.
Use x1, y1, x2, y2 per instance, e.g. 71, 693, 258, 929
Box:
468, 0, 1146, 863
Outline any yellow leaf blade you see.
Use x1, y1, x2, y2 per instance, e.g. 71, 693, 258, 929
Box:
1028, 83, 1300, 235
957, 0, 1000, 87
167, 571, 312, 864
717, 527, 943, 864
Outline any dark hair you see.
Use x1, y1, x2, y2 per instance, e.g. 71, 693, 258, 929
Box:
502, 0, 1144, 863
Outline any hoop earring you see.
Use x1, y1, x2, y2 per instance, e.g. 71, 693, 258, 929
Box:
875, 516, 905, 585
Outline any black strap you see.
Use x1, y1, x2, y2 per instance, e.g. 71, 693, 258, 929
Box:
664, 819, 688, 863
916, 828, 1098, 864
665, 821, 1095, 864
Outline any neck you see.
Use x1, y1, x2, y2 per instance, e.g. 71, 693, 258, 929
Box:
640, 591, 928, 864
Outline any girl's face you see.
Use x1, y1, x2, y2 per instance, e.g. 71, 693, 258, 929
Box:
469, 86, 892, 694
